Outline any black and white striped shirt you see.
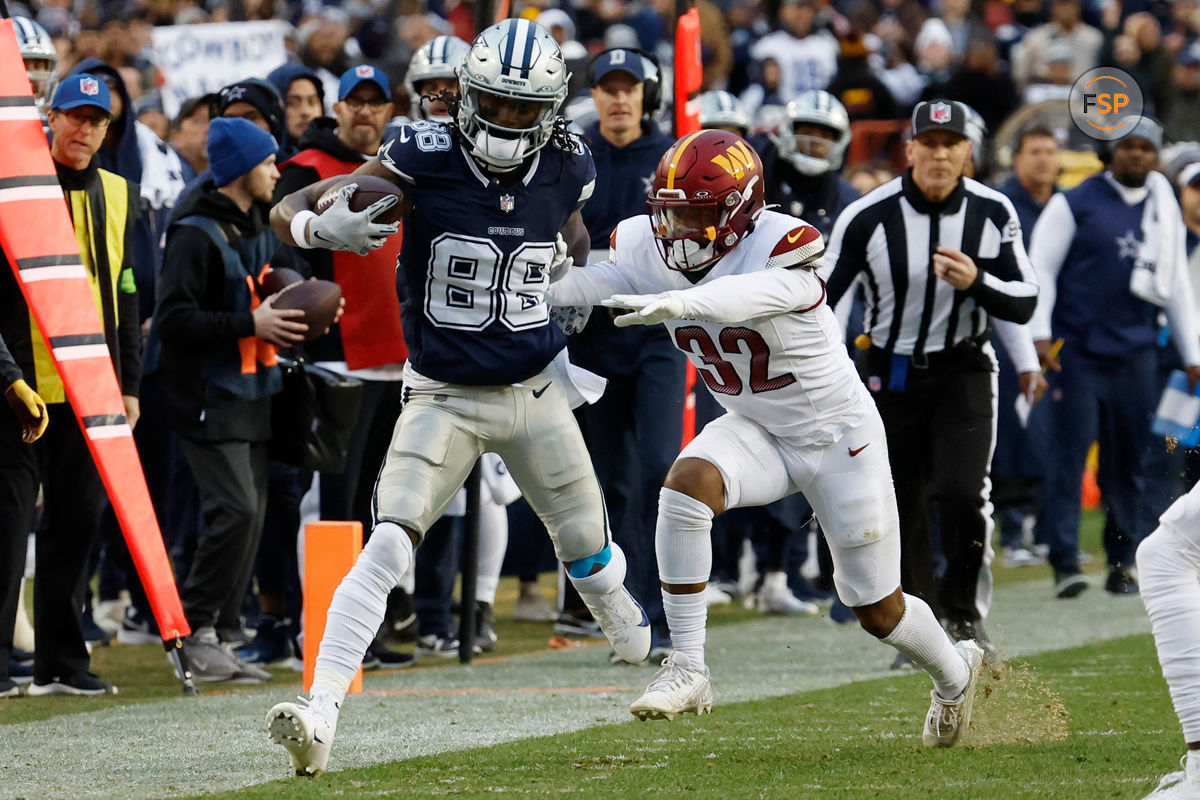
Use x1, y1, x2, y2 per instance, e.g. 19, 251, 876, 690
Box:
821, 173, 1038, 357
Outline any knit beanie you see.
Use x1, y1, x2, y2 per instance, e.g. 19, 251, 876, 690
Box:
207, 117, 279, 187
214, 78, 285, 143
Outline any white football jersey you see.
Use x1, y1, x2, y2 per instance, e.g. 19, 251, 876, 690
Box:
605, 210, 872, 446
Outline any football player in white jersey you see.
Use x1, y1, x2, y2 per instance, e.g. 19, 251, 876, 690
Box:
1137, 481, 1200, 798
548, 130, 984, 746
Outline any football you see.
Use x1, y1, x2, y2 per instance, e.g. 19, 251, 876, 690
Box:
271, 279, 342, 342
256, 266, 305, 300
316, 175, 408, 225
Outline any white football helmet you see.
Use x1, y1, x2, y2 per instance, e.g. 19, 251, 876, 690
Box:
406, 35, 471, 122
698, 91, 750, 136
14, 16, 57, 114
457, 19, 570, 172
769, 90, 851, 177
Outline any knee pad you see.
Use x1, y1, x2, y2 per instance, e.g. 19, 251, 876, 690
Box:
374, 483, 432, 539
552, 509, 607, 564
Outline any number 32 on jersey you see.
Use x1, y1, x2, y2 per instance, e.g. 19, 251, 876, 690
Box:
675, 325, 796, 395
425, 233, 554, 331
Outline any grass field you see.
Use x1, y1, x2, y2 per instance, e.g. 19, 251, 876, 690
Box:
1, 511, 1185, 800
194, 636, 1174, 800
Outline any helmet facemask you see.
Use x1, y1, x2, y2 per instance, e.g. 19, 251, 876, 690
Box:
648, 178, 760, 272
784, 123, 844, 176
15, 17, 58, 115
24, 57, 58, 114
458, 81, 558, 171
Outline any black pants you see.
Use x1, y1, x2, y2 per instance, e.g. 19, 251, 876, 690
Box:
177, 437, 270, 631
414, 515, 461, 638
867, 346, 996, 624
0, 401, 108, 683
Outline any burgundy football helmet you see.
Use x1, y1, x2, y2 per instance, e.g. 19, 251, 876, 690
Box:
646, 129, 765, 272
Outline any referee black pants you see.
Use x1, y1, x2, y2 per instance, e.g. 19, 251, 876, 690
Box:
867, 346, 996, 624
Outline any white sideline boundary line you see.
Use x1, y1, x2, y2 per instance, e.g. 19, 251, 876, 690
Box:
0, 579, 1151, 800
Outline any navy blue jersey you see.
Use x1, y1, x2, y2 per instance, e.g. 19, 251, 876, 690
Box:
378, 120, 596, 385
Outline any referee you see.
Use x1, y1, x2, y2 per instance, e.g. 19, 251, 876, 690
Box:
821, 100, 1038, 659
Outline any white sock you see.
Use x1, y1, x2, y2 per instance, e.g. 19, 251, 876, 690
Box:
311, 670, 351, 706
312, 522, 414, 704
474, 496, 508, 606
1139, 530, 1200, 745
569, 540, 627, 597
882, 594, 969, 700
655, 488, 715, 584
655, 488, 715, 668
663, 591, 707, 668
1188, 750, 1200, 779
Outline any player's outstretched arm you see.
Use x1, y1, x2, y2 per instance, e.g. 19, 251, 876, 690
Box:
548, 258, 641, 307
270, 160, 406, 254
606, 268, 826, 327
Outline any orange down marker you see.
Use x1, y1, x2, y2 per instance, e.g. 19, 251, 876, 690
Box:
304, 521, 364, 694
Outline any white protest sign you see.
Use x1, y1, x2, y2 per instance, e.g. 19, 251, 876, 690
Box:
152, 21, 290, 118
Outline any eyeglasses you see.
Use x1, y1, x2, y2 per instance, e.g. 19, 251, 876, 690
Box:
58, 108, 111, 129
341, 96, 390, 111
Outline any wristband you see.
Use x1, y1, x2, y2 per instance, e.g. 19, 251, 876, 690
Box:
290, 210, 318, 249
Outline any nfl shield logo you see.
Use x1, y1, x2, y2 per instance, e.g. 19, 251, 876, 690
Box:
930, 102, 952, 124
500, 194, 515, 213
355, 65, 374, 78
80, 76, 100, 96
868, 375, 882, 393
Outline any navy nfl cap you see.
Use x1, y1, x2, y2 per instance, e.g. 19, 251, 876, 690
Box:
338, 64, 390, 101
52, 72, 112, 114
911, 100, 969, 139
591, 49, 645, 85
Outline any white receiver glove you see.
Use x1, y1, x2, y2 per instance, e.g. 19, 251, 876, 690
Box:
306, 183, 400, 256
602, 293, 687, 327
549, 233, 574, 283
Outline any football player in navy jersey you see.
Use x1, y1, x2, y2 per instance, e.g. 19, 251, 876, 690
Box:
262, 20, 651, 778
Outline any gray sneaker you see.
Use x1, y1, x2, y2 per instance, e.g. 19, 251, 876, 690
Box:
229, 656, 272, 684
177, 626, 241, 683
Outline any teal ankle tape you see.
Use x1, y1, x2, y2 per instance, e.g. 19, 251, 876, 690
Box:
567, 545, 612, 579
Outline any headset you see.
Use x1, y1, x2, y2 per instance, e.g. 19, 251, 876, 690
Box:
585, 47, 663, 118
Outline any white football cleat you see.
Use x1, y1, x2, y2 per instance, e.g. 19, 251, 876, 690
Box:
266, 693, 340, 777
922, 639, 984, 747
702, 584, 732, 607
757, 572, 819, 616
579, 585, 651, 664
630, 651, 714, 721
1143, 758, 1200, 799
